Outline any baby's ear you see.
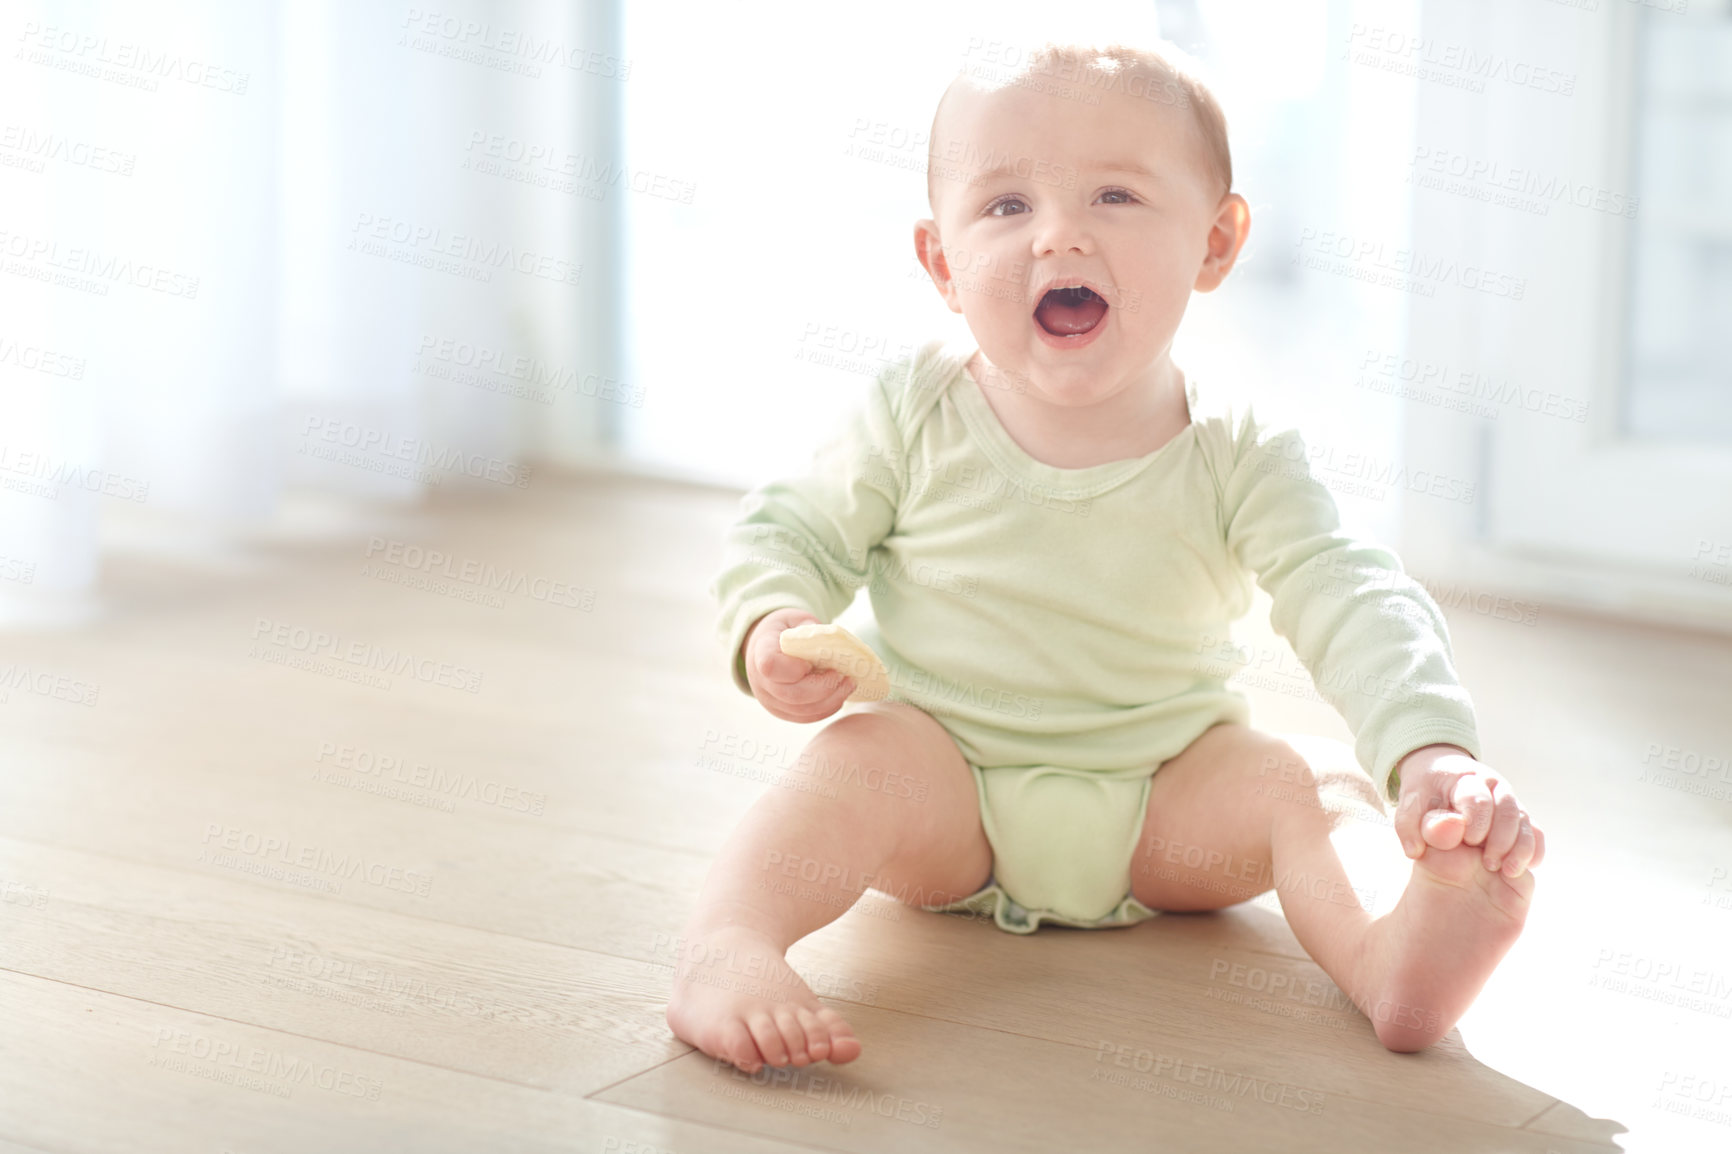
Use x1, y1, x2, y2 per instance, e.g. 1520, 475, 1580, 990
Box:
912, 221, 964, 314
1195, 193, 1251, 293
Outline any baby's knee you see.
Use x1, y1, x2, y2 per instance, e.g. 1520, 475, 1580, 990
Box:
814, 701, 928, 756
817, 700, 956, 758
801, 702, 956, 804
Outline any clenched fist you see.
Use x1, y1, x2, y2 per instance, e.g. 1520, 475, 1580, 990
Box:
741, 608, 859, 723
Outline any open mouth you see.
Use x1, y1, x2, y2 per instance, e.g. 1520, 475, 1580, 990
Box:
1033, 285, 1109, 337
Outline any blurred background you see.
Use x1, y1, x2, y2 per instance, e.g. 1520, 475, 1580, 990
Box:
3, 0, 1730, 632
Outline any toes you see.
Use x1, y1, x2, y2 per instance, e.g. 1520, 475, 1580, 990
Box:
795, 1006, 831, 1061
1421, 809, 1465, 850
1500, 863, 1535, 902
1478, 856, 1535, 917
745, 1011, 791, 1068
773, 1007, 811, 1065
717, 1019, 764, 1074
1500, 820, 1537, 878
815, 1006, 862, 1064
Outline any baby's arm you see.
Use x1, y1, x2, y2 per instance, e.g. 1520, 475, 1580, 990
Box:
1217, 414, 1545, 875
709, 368, 908, 713
1218, 416, 1479, 798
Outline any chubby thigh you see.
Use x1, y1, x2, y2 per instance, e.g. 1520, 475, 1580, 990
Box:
1128, 722, 1374, 911
824, 701, 995, 910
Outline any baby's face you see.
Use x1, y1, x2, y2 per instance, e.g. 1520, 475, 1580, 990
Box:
917, 79, 1247, 408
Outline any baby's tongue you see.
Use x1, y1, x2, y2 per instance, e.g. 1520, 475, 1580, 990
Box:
1034, 291, 1108, 336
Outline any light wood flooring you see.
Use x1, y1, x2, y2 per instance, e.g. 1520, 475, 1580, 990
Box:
2, 470, 1729, 1152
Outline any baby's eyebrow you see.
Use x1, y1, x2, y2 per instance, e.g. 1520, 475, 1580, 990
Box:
970, 156, 1166, 184
1093, 159, 1164, 181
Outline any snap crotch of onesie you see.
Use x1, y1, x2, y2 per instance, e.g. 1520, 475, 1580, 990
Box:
975, 763, 1154, 923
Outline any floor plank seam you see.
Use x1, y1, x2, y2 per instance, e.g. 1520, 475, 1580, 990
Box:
576, 1097, 851, 1154
579, 1048, 695, 1098
751, 1005, 1558, 1130
0, 832, 675, 960
1514, 1099, 1562, 1129
0, 966, 632, 1099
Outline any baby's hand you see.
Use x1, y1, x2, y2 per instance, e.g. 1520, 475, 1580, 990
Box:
1392, 745, 1546, 879
742, 608, 858, 724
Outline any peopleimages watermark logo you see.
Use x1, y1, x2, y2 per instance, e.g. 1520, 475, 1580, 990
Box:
1251, 435, 1477, 506
1588, 946, 1732, 1018
462, 131, 693, 204
0, 443, 149, 503
397, 8, 633, 81
312, 741, 548, 816
297, 416, 533, 489
347, 212, 580, 286
15, 22, 251, 95
863, 446, 1096, 518
0, 661, 100, 707
361, 536, 596, 611
198, 822, 434, 898
1354, 346, 1589, 425
1343, 25, 1575, 97
793, 321, 917, 378
1689, 539, 1732, 589
0, 877, 50, 909
0, 332, 86, 380
411, 334, 643, 408
147, 1027, 382, 1103
708, 1058, 944, 1130
1636, 740, 1731, 802
1407, 146, 1637, 219
0, 553, 36, 586
0, 122, 135, 177
248, 616, 484, 695
1293, 227, 1525, 301
1, 226, 200, 299
1092, 1039, 1328, 1114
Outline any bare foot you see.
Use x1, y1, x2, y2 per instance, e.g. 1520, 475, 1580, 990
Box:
1350, 842, 1534, 1051
664, 925, 863, 1073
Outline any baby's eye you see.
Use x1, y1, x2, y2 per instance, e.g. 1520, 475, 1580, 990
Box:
985, 196, 1029, 217
1098, 188, 1137, 205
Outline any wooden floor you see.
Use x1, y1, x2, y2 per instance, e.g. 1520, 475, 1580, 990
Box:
2, 471, 1728, 1153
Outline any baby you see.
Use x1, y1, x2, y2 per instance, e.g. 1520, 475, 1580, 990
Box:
667, 38, 1545, 1074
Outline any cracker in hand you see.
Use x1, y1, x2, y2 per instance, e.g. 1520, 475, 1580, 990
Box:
777, 623, 890, 703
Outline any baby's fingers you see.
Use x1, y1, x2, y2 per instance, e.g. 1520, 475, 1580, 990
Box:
1450, 773, 1497, 846
1393, 786, 1443, 858
768, 672, 856, 723
774, 667, 854, 707
758, 648, 817, 685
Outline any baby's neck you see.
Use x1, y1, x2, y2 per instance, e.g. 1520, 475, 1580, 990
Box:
967, 353, 1191, 470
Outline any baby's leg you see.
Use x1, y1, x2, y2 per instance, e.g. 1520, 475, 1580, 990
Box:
1128, 723, 1532, 1051
666, 701, 992, 1073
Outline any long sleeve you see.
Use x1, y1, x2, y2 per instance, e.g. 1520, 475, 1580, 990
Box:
1218, 411, 1482, 800
708, 369, 907, 694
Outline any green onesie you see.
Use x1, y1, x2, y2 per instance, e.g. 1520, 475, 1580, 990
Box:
710, 338, 1482, 933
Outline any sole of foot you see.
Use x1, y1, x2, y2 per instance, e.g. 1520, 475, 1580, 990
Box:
1358, 841, 1534, 1052
664, 924, 864, 1073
